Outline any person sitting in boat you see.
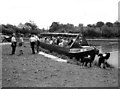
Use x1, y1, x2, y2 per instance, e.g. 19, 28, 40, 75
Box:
53, 37, 59, 45
49, 38, 53, 44
68, 37, 73, 46
58, 38, 65, 47
78, 36, 82, 45
39, 37, 45, 42
51, 37, 56, 45
59, 41, 64, 47
63, 38, 68, 47
44, 37, 49, 44
56, 37, 60, 45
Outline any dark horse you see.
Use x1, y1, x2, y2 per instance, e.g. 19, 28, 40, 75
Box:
98, 52, 110, 69
80, 48, 99, 67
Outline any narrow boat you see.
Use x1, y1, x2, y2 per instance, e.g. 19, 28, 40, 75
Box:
39, 32, 99, 60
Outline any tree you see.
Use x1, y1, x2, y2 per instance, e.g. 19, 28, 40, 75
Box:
49, 22, 60, 32
102, 25, 112, 38
106, 22, 113, 27
96, 21, 104, 37
25, 21, 38, 30
96, 21, 104, 27
114, 21, 120, 27
87, 24, 92, 27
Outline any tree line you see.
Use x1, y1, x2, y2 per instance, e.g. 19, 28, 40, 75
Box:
0, 21, 120, 38
0, 21, 46, 37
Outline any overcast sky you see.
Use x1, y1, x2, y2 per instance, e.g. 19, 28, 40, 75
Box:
0, 0, 119, 29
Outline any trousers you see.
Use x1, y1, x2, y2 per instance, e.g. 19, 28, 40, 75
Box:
30, 42, 35, 54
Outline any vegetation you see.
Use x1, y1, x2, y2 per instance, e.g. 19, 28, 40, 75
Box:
0, 21, 120, 38
49, 21, 120, 38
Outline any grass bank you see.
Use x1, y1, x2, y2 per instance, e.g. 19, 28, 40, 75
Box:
2, 43, 119, 87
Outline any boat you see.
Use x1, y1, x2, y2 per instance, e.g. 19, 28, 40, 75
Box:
39, 32, 99, 60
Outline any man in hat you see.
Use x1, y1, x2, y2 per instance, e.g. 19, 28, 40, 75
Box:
10, 33, 17, 55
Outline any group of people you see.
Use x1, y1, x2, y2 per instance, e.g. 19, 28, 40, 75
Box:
10, 33, 83, 55
10, 33, 24, 55
39, 36, 80, 48
29, 34, 40, 54
10, 33, 40, 55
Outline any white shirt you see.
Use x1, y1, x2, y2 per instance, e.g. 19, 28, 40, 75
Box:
11, 36, 16, 42
49, 40, 53, 44
30, 36, 36, 42
59, 42, 64, 47
34, 35, 39, 41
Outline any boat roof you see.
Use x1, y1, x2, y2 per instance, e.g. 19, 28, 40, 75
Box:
40, 32, 83, 37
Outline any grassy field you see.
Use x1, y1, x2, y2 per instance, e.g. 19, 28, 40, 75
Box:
1, 42, 119, 87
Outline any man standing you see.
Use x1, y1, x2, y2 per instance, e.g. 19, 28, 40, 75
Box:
11, 33, 17, 55
18, 34, 24, 56
34, 34, 40, 53
30, 34, 36, 54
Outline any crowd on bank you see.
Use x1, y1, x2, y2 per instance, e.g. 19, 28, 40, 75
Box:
10, 33, 40, 55
10, 33, 24, 55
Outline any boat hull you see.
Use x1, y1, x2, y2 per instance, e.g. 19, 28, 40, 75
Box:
39, 42, 99, 60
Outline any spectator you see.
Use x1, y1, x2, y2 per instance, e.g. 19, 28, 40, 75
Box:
18, 34, 24, 56
30, 34, 36, 54
10, 33, 17, 55
34, 34, 40, 53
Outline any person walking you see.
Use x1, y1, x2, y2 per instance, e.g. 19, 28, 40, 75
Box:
18, 34, 24, 56
10, 33, 17, 55
30, 34, 36, 54
34, 34, 40, 53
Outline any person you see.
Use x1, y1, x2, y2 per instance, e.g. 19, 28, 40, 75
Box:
56, 37, 60, 45
18, 34, 24, 56
59, 39, 65, 47
34, 34, 40, 53
10, 33, 17, 55
29, 34, 36, 54
49, 38, 53, 44
68, 38, 73, 46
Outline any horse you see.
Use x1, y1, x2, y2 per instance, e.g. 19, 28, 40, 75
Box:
98, 52, 110, 69
81, 48, 99, 67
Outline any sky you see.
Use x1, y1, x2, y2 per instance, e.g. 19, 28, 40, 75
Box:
0, 0, 119, 29
118, 1, 120, 22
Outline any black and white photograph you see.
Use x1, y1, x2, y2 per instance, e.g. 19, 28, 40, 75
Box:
0, 0, 119, 88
